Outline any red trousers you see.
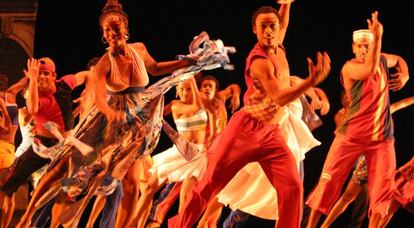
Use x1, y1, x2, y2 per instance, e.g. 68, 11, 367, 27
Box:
306, 135, 395, 217
169, 111, 303, 228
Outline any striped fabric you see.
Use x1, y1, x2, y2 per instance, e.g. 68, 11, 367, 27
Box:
174, 109, 208, 133
337, 55, 393, 141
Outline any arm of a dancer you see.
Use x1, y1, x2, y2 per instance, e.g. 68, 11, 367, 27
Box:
291, 75, 326, 112
72, 70, 90, 88
189, 76, 203, 108
6, 76, 29, 103
25, 58, 40, 115
163, 101, 173, 117
135, 43, 193, 76
314, 87, 330, 115
18, 107, 32, 128
290, 76, 317, 97
306, 87, 323, 111
384, 53, 409, 91
277, 0, 293, 44
72, 70, 96, 117
251, 52, 330, 106
218, 83, 241, 113
390, 96, 414, 114
0, 97, 12, 132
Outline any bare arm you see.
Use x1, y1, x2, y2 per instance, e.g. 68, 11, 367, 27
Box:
383, 53, 410, 91
138, 43, 192, 76
163, 101, 173, 117
218, 83, 241, 113
190, 76, 203, 108
18, 108, 32, 127
314, 87, 330, 115
0, 98, 12, 132
291, 76, 319, 101
72, 70, 96, 118
291, 76, 330, 115
276, 0, 292, 44
73, 70, 90, 87
305, 87, 320, 102
251, 59, 310, 106
6, 76, 29, 101
218, 84, 241, 101
25, 58, 40, 115
251, 52, 330, 106
390, 96, 414, 114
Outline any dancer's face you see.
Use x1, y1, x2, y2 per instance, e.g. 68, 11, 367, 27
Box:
352, 40, 372, 63
200, 79, 217, 100
253, 13, 280, 50
102, 15, 128, 48
176, 81, 193, 103
38, 69, 56, 93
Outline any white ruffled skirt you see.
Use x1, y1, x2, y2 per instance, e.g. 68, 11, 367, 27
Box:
150, 143, 207, 185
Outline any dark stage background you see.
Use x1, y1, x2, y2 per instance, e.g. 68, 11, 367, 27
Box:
31, 0, 414, 227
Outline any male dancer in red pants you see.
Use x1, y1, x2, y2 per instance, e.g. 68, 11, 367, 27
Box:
306, 11, 409, 228
169, 2, 331, 227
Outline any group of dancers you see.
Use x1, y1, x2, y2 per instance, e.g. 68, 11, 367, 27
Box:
0, 0, 413, 227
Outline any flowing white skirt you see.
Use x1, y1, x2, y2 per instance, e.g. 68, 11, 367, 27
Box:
217, 99, 320, 220
150, 143, 207, 185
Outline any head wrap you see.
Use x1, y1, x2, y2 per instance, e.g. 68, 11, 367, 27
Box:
99, 0, 128, 27
353, 29, 373, 43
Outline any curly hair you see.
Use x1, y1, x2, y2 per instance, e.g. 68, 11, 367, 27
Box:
200, 75, 220, 92
251, 6, 279, 28
99, 0, 128, 27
